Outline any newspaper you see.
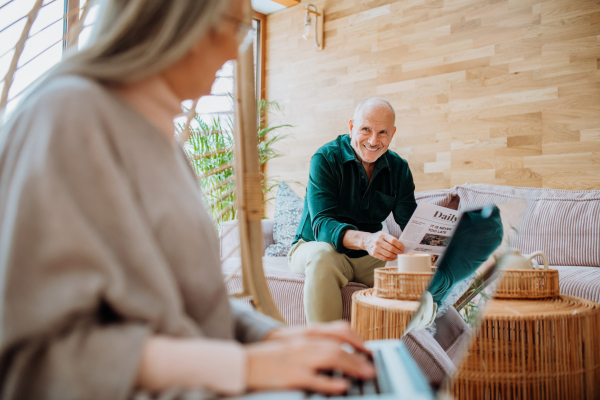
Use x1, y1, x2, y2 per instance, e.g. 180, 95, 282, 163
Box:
398, 202, 462, 267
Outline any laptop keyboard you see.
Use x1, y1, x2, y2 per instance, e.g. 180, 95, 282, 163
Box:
305, 350, 387, 398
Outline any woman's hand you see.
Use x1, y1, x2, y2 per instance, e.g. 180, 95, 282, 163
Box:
246, 336, 376, 394
263, 321, 370, 355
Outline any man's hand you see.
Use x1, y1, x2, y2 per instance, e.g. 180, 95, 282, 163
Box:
363, 231, 404, 261
342, 230, 405, 261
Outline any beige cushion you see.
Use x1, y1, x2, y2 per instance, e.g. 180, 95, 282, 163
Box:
403, 330, 455, 386
553, 265, 600, 303
219, 220, 275, 259
456, 183, 600, 267
432, 306, 470, 364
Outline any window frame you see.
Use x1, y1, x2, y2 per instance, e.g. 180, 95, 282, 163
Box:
252, 11, 267, 102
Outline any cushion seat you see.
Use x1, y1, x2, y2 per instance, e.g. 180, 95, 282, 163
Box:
552, 266, 600, 304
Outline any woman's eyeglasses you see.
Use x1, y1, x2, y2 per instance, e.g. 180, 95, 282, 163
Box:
221, 15, 257, 53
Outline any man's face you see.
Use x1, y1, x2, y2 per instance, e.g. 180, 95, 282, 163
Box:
348, 105, 396, 164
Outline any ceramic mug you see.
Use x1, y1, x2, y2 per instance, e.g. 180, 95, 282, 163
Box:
386, 254, 432, 273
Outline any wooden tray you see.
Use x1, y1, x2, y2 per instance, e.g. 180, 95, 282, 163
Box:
373, 266, 434, 301
494, 268, 559, 299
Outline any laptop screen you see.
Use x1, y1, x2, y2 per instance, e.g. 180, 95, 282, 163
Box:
399, 204, 509, 397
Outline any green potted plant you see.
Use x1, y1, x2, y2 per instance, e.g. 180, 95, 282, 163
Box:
178, 99, 290, 227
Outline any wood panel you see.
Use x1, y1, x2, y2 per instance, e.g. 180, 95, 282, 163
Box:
264, 0, 600, 203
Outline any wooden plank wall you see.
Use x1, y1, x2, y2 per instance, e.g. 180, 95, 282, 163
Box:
264, 0, 600, 202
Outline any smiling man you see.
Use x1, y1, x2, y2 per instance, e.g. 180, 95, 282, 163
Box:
288, 97, 418, 323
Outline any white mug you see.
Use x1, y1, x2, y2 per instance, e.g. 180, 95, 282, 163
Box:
387, 254, 431, 273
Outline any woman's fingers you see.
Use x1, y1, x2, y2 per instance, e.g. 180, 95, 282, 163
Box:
296, 373, 349, 394
246, 338, 376, 394
306, 321, 371, 355
308, 340, 376, 379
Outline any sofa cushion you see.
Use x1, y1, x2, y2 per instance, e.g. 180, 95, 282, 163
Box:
432, 306, 470, 364
219, 220, 274, 258
456, 183, 600, 267
403, 330, 456, 386
385, 188, 460, 239
265, 183, 304, 257
222, 257, 368, 326
552, 266, 600, 303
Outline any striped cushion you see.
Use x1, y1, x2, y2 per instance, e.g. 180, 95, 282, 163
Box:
222, 258, 367, 326
553, 266, 600, 303
456, 183, 600, 267
432, 306, 470, 364
403, 330, 455, 386
385, 188, 459, 239
416, 188, 460, 210
220, 220, 275, 259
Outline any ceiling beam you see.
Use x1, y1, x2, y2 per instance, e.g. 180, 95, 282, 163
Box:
270, 0, 300, 6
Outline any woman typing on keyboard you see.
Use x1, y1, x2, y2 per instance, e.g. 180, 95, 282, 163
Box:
0, 0, 375, 398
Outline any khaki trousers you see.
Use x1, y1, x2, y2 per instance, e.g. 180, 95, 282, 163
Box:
288, 240, 386, 324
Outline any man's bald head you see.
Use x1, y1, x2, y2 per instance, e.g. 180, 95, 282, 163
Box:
348, 97, 397, 165
352, 97, 396, 129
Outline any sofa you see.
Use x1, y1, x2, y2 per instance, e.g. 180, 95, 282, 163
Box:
220, 183, 600, 384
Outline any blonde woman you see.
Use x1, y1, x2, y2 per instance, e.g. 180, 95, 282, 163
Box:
0, 0, 375, 398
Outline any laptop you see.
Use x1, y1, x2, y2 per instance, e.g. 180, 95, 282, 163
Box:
229, 205, 505, 400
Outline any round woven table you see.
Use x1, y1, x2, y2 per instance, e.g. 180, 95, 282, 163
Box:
351, 288, 420, 341
452, 272, 600, 400
351, 267, 433, 341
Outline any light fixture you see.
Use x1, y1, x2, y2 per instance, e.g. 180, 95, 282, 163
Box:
302, 4, 323, 51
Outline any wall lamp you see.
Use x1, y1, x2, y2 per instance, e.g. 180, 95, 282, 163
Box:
302, 4, 324, 51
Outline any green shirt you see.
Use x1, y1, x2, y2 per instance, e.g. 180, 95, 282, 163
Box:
294, 134, 418, 258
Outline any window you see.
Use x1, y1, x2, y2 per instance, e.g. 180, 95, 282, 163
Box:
193, 16, 264, 123
0, 0, 66, 115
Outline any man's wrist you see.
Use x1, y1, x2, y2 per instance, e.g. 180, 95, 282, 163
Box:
342, 230, 370, 251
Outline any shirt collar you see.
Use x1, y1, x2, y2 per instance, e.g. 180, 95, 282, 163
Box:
340, 134, 390, 170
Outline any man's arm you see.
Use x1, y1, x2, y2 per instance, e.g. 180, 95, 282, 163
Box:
392, 164, 418, 230
306, 154, 357, 253
342, 230, 404, 261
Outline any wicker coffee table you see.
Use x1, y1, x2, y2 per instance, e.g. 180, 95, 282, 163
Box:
351, 267, 433, 341
452, 270, 600, 400
351, 288, 420, 340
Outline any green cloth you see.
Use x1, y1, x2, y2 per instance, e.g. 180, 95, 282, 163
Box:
294, 134, 417, 258
428, 206, 503, 305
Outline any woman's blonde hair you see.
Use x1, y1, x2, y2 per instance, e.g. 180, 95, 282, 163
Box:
55, 0, 233, 83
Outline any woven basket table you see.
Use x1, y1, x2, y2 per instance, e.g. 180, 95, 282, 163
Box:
351, 289, 420, 341
352, 267, 433, 340
452, 269, 600, 400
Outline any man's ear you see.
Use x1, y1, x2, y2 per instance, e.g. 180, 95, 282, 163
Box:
391, 126, 397, 138
348, 119, 354, 136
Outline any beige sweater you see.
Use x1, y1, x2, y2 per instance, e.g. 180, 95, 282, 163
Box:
0, 75, 280, 399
